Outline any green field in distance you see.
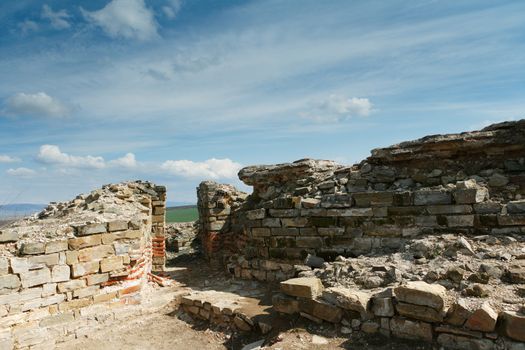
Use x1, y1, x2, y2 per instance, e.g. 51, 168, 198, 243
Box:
166, 205, 198, 223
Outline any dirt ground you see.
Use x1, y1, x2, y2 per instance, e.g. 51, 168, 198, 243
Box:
56, 249, 434, 350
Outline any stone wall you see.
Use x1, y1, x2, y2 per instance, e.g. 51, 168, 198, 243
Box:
197, 120, 525, 281
0, 181, 166, 349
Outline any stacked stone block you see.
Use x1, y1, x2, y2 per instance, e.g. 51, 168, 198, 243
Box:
0, 181, 167, 349
274, 277, 525, 347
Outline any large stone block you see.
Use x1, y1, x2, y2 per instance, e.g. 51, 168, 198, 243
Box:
394, 281, 446, 310
507, 200, 525, 214
100, 256, 123, 273
57, 279, 86, 293
280, 277, 324, 299
28, 253, 59, 267
299, 298, 343, 323
427, 205, 473, 215
246, 209, 266, 220
0, 231, 18, 243
68, 235, 102, 250
74, 223, 107, 236
78, 245, 114, 262
353, 192, 393, 207
322, 287, 371, 315
500, 311, 525, 342
45, 240, 68, 254
51, 265, 70, 283
445, 299, 472, 326
108, 220, 129, 232
464, 302, 498, 332
272, 293, 299, 314
72, 261, 99, 277
437, 334, 494, 350
498, 215, 525, 226
414, 190, 452, 205
390, 317, 433, 342
19, 268, 51, 288
20, 242, 45, 255
446, 215, 475, 227
396, 302, 443, 323
0, 274, 20, 290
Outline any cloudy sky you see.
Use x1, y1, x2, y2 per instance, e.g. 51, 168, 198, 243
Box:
1, 0, 524, 205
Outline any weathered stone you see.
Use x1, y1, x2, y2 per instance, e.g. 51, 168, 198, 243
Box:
19, 268, 51, 288
272, 293, 299, 314
414, 190, 452, 205
51, 265, 70, 282
0, 231, 18, 243
498, 215, 525, 226
28, 253, 59, 267
246, 209, 266, 220
280, 277, 324, 299
20, 242, 45, 255
74, 223, 107, 236
353, 192, 393, 207
57, 279, 86, 293
506, 267, 525, 284
45, 240, 68, 254
78, 245, 114, 262
68, 235, 102, 250
299, 298, 342, 323
372, 297, 395, 317
108, 220, 129, 232
86, 273, 109, 285
488, 173, 508, 187
427, 205, 473, 215
464, 302, 498, 332
0, 258, 7, 275
100, 256, 123, 273
446, 299, 472, 326
72, 261, 99, 277
0, 274, 20, 290
390, 317, 433, 342
473, 202, 503, 214
437, 333, 494, 350
447, 215, 475, 227
453, 180, 489, 204
322, 287, 371, 315
507, 200, 525, 213
500, 311, 525, 342
394, 281, 447, 310
396, 302, 443, 323
252, 228, 271, 237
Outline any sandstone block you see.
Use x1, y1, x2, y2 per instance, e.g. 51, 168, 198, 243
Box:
372, 297, 395, 317
0, 231, 18, 243
445, 299, 472, 326
0, 274, 21, 290
86, 273, 109, 285
0, 258, 7, 275
394, 281, 446, 310
72, 261, 99, 277
507, 200, 525, 214
74, 223, 107, 236
296, 237, 323, 248
353, 192, 393, 207
299, 298, 342, 323
78, 245, 114, 262
473, 202, 502, 214
464, 302, 498, 332
446, 215, 475, 227
58, 279, 86, 293
51, 265, 70, 282
19, 268, 51, 288
73, 285, 99, 299
396, 302, 443, 323
45, 240, 68, 254
20, 242, 45, 255
437, 334, 494, 350
252, 228, 271, 237
322, 287, 371, 315
280, 277, 323, 299
390, 317, 433, 342
39, 312, 74, 327
29, 253, 59, 267
272, 293, 299, 314
498, 215, 525, 226
414, 190, 452, 205
108, 220, 129, 232
281, 217, 308, 227
100, 256, 123, 273
427, 205, 473, 215
68, 235, 102, 250
499, 311, 525, 342
246, 209, 266, 220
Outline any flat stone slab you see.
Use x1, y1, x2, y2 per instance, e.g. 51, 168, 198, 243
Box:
394, 281, 447, 310
280, 277, 323, 299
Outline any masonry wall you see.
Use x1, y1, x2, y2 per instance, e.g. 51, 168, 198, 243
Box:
0, 182, 166, 349
197, 120, 525, 281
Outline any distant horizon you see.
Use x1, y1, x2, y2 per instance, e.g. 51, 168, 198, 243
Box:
1, 1, 524, 204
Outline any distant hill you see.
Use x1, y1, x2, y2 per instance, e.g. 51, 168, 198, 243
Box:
166, 201, 196, 207
0, 203, 45, 219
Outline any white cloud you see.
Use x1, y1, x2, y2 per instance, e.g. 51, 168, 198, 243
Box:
81, 0, 158, 41
161, 158, 242, 179
41, 4, 71, 29
109, 153, 137, 168
162, 0, 182, 19
7, 167, 36, 177
36, 145, 105, 169
301, 95, 373, 122
18, 20, 39, 34
4, 92, 70, 118
0, 155, 20, 163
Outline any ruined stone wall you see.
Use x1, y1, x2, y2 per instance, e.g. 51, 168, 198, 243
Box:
0, 181, 166, 349
197, 120, 525, 281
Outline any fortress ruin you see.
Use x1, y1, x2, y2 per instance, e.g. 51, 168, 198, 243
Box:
1, 120, 524, 349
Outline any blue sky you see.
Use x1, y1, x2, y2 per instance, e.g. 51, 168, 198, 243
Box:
0, 0, 524, 204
